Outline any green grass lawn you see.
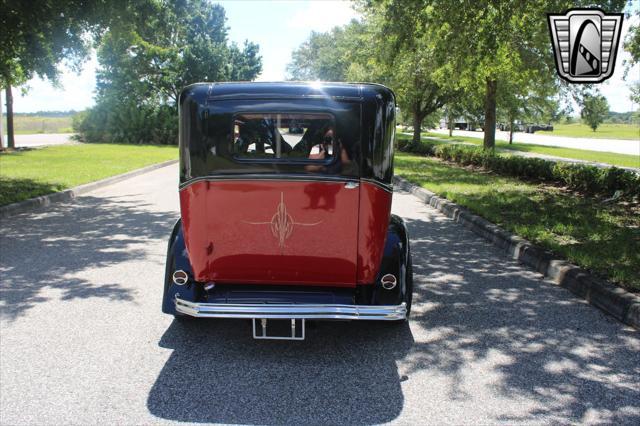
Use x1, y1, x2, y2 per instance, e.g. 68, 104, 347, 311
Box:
2, 115, 75, 134
419, 132, 640, 169
538, 123, 639, 140
395, 152, 639, 291
0, 143, 178, 206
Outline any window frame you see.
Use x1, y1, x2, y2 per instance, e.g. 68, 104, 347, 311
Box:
230, 111, 339, 166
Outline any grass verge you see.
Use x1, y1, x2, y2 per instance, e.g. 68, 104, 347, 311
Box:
537, 123, 640, 140
395, 152, 639, 292
420, 132, 640, 169
0, 143, 177, 206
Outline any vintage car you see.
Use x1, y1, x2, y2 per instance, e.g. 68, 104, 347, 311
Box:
163, 82, 413, 340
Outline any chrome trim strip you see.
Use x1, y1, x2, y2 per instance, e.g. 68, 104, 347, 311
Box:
172, 270, 188, 286
179, 174, 360, 191
175, 297, 407, 320
360, 178, 393, 193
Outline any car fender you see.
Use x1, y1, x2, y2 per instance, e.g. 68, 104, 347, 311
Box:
372, 214, 411, 306
162, 219, 201, 315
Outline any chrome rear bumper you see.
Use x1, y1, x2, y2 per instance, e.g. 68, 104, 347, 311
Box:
175, 297, 406, 320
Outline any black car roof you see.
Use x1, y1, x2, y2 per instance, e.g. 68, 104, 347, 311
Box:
182, 81, 394, 102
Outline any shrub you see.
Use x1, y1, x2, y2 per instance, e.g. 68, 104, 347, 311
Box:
74, 101, 178, 145
408, 143, 640, 197
598, 167, 639, 196
552, 163, 599, 193
397, 138, 437, 156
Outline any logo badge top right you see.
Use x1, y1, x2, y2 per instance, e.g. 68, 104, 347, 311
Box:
548, 9, 623, 83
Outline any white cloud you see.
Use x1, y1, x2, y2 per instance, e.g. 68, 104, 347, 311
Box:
287, 0, 359, 32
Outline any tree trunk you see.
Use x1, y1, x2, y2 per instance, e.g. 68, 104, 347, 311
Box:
412, 111, 422, 145
483, 79, 497, 150
448, 112, 453, 137
6, 85, 15, 149
508, 113, 514, 144
0, 86, 4, 149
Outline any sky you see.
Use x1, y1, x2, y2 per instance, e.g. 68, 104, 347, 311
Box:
4, 0, 639, 114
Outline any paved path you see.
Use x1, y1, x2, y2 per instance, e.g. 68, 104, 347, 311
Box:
7, 133, 75, 148
431, 128, 640, 156
495, 147, 640, 171
1, 164, 638, 425
419, 135, 640, 172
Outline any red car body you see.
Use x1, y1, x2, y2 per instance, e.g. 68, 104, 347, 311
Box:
163, 82, 412, 338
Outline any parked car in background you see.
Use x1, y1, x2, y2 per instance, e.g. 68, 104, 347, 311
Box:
498, 123, 554, 133
525, 124, 554, 133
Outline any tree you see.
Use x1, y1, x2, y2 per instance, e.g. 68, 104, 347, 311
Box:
444, 89, 484, 131
421, 1, 567, 149
497, 75, 563, 144
383, 42, 456, 145
1, 89, 3, 149
581, 92, 609, 131
366, 0, 626, 150
443, 104, 459, 137
287, 15, 456, 145
0, 0, 130, 149
631, 81, 640, 105
287, 26, 354, 81
623, 8, 640, 75
95, 1, 261, 106
351, 3, 462, 145
78, 0, 262, 144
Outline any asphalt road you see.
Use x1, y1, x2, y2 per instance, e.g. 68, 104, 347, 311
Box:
430, 128, 640, 156
1, 164, 638, 425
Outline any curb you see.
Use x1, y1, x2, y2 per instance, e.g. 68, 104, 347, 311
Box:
0, 159, 178, 219
393, 175, 640, 330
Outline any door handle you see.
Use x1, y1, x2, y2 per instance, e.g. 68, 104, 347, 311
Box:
344, 182, 359, 189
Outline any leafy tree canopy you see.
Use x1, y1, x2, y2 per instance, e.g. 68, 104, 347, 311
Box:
75, 0, 262, 145
96, 0, 262, 106
287, 10, 457, 145
360, 0, 626, 149
0, 0, 131, 87
0, 0, 137, 148
624, 7, 640, 69
286, 22, 364, 81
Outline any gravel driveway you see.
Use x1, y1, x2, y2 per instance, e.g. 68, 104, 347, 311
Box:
1, 164, 638, 425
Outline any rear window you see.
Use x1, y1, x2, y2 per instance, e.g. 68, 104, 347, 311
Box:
232, 113, 335, 162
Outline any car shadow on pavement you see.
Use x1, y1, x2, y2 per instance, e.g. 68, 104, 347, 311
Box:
147, 319, 414, 425
0, 194, 177, 321
146, 190, 638, 425
147, 210, 639, 425
399, 213, 640, 424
